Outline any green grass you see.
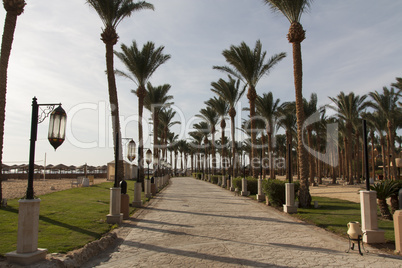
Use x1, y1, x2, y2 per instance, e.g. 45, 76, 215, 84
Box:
0, 180, 149, 256
293, 196, 395, 243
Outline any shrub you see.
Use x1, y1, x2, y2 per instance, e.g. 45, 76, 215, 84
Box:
231, 177, 258, 195
262, 179, 300, 207
196, 173, 202, 179
211, 175, 219, 184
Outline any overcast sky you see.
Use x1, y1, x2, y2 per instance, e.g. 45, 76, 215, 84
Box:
1, 0, 401, 167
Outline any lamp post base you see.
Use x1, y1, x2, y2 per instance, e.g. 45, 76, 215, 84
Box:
107, 188, 122, 224
6, 249, 47, 266
132, 182, 142, 208
360, 190, 385, 243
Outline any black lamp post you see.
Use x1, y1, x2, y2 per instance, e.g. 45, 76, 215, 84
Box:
27, 97, 66, 199
146, 149, 152, 179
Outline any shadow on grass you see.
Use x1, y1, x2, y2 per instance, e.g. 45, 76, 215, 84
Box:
3, 205, 99, 238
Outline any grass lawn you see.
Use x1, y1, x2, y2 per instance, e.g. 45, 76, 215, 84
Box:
0, 180, 148, 256
293, 196, 395, 243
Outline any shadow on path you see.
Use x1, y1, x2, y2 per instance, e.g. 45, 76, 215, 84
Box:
124, 241, 289, 267
146, 207, 304, 225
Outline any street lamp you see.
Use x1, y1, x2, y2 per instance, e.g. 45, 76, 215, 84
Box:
27, 97, 66, 199
6, 97, 66, 265
127, 140, 136, 162
146, 149, 152, 179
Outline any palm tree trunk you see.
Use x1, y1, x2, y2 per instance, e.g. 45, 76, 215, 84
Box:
387, 121, 398, 180
105, 41, 124, 184
346, 124, 354, 185
221, 119, 226, 177
267, 132, 275, 179
137, 86, 146, 182
0, 9, 21, 202
230, 113, 236, 178
381, 136, 386, 180
153, 111, 159, 176
307, 127, 315, 185
247, 86, 257, 178
292, 41, 310, 207
378, 199, 392, 220
356, 133, 361, 183
211, 128, 216, 175
386, 133, 391, 180
371, 131, 375, 180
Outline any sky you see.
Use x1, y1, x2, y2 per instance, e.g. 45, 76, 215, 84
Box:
0, 0, 401, 167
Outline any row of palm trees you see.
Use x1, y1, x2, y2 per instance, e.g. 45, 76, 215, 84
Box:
186, 82, 401, 185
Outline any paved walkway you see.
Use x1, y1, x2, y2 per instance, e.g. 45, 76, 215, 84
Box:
85, 177, 402, 267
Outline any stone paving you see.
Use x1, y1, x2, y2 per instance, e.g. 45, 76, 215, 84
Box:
84, 177, 402, 267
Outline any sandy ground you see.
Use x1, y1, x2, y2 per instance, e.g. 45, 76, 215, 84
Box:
2, 178, 108, 200
2, 176, 369, 203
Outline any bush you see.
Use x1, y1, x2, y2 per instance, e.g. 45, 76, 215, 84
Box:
262, 179, 300, 207
196, 173, 202, 179
232, 177, 258, 195
211, 175, 219, 184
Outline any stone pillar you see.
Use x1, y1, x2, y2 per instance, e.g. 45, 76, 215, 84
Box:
394, 210, 402, 254
144, 179, 151, 198
230, 177, 235, 191
132, 182, 142, 208
283, 183, 297, 213
151, 183, 157, 196
107, 188, 123, 224
360, 190, 385, 243
120, 194, 130, 220
222, 176, 226, 188
6, 199, 47, 265
241, 178, 249, 196
256, 179, 265, 201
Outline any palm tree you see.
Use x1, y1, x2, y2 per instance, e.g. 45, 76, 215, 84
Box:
213, 40, 286, 178
159, 108, 180, 160
369, 87, 402, 181
329, 92, 368, 185
370, 180, 398, 220
211, 76, 246, 178
0, 0, 26, 202
205, 97, 229, 176
255, 92, 280, 179
143, 82, 173, 175
87, 0, 153, 184
264, 0, 312, 207
303, 93, 317, 185
197, 106, 218, 175
277, 102, 297, 181
114, 40, 170, 181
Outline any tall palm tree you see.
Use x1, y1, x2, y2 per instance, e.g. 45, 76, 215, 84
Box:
0, 0, 26, 202
114, 40, 170, 181
329, 92, 368, 185
205, 97, 229, 175
197, 106, 218, 175
264, 0, 312, 207
87, 0, 153, 184
369, 87, 402, 180
255, 92, 280, 179
143, 82, 173, 175
211, 76, 246, 178
213, 40, 286, 178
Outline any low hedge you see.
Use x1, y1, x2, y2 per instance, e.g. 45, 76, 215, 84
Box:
211, 175, 219, 184
262, 179, 300, 207
232, 177, 258, 195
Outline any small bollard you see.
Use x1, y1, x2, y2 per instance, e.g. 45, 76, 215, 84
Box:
120, 179, 127, 194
